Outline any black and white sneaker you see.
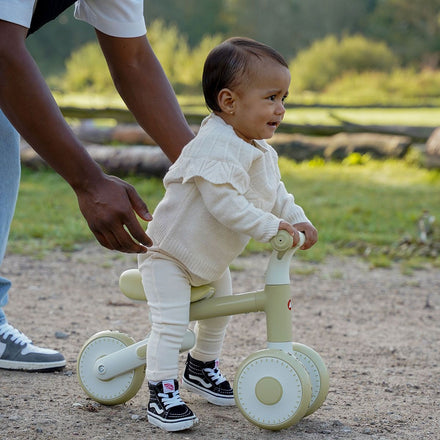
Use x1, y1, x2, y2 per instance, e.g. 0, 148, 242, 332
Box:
182, 354, 235, 406
147, 379, 198, 431
0, 323, 66, 371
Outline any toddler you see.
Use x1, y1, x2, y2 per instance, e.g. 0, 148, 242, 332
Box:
138, 36, 317, 431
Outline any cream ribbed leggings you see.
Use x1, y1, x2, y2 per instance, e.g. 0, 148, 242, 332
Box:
139, 252, 231, 382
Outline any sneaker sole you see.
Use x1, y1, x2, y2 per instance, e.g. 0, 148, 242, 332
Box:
0, 359, 66, 371
147, 412, 199, 432
182, 378, 236, 406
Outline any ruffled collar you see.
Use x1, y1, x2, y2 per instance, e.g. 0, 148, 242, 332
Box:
202, 113, 270, 153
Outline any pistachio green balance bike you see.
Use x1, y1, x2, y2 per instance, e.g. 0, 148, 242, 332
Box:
77, 230, 329, 431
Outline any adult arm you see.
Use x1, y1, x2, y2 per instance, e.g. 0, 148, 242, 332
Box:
96, 31, 195, 163
0, 20, 151, 253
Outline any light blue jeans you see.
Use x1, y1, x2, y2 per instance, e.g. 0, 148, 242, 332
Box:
0, 109, 21, 326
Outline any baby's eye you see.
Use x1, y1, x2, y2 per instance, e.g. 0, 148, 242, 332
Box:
282, 95, 288, 103
268, 95, 276, 101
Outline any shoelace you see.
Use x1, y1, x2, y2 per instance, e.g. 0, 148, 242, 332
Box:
0, 324, 32, 346
204, 367, 227, 385
159, 390, 185, 410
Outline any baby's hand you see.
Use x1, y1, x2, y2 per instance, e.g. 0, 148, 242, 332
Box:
293, 222, 318, 250
278, 221, 301, 248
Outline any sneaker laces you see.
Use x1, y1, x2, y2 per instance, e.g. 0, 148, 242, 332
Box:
204, 367, 227, 386
0, 323, 32, 346
159, 390, 186, 410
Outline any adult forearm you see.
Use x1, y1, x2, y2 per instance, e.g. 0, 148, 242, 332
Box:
97, 32, 194, 163
0, 25, 103, 191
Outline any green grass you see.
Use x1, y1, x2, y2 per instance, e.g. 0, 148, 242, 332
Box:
283, 107, 440, 127
9, 170, 165, 255
10, 159, 440, 268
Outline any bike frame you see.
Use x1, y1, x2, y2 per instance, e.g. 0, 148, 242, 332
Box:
93, 232, 300, 381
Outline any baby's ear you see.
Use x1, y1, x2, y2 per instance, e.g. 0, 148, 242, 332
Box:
217, 88, 236, 114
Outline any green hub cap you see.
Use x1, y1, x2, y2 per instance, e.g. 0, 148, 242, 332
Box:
255, 377, 283, 405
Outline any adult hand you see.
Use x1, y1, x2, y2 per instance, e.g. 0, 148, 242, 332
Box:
75, 174, 153, 253
293, 221, 318, 250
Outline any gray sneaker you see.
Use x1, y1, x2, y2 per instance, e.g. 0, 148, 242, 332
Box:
0, 323, 66, 371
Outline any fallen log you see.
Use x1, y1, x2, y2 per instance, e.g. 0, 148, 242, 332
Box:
20, 142, 171, 177
329, 112, 435, 142
425, 127, 440, 169
74, 121, 157, 145
270, 132, 412, 161
324, 132, 411, 160
62, 106, 436, 141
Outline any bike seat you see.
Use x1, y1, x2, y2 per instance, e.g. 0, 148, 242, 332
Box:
119, 269, 215, 303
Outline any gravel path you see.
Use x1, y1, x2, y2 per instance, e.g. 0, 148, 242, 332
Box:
1, 244, 439, 440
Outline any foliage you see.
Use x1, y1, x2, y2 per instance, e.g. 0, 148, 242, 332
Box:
63, 42, 114, 94
323, 68, 440, 105
224, 0, 372, 60
27, 0, 440, 79
366, 0, 440, 67
290, 34, 398, 92
61, 20, 222, 94
146, 20, 223, 93
145, 0, 228, 47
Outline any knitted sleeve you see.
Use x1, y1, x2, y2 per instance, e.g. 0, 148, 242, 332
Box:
194, 178, 281, 243
272, 181, 310, 225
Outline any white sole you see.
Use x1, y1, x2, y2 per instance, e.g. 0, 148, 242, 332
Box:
182, 378, 236, 406
147, 413, 198, 432
0, 359, 66, 371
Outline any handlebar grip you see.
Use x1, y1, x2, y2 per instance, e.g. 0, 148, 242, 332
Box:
270, 230, 305, 252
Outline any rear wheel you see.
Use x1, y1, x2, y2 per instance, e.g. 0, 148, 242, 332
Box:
77, 331, 145, 405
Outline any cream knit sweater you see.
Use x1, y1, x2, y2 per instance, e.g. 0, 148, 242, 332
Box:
141, 114, 310, 281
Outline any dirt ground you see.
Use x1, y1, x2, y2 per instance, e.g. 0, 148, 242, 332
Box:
0, 243, 438, 440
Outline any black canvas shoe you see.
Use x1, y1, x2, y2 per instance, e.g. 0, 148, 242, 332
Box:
0, 323, 65, 371
182, 354, 235, 406
147, 379, 198, 431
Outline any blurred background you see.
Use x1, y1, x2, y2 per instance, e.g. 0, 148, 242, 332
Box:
14, 0, 440, 266
27, 0, 440, 106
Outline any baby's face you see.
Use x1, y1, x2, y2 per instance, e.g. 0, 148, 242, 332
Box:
230, 59, 290, 143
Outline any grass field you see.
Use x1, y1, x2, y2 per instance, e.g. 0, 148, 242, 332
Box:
10, 157, 440, 269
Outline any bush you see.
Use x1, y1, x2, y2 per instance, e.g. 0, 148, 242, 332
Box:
290, 34, 398, 92
147, 19, 190, 87
63, 42, 114, 94
62, 20, 223, 95
324, 68, 440, 104
148, 20, 222, 92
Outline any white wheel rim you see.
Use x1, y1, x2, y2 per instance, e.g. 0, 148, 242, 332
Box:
235, 355, 305, 427
293, 351, 321, 406
78, 336, 135, 401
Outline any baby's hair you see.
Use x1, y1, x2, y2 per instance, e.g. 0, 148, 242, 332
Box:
203, 37, 288, 112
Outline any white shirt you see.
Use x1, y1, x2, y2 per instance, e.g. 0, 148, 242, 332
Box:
0, 0, 146, 38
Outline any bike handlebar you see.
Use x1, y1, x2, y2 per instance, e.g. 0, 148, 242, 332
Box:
270, 230, 305, 252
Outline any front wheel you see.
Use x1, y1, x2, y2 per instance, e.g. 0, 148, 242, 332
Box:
234, 349, 312, 430
77, 331, 145, 405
